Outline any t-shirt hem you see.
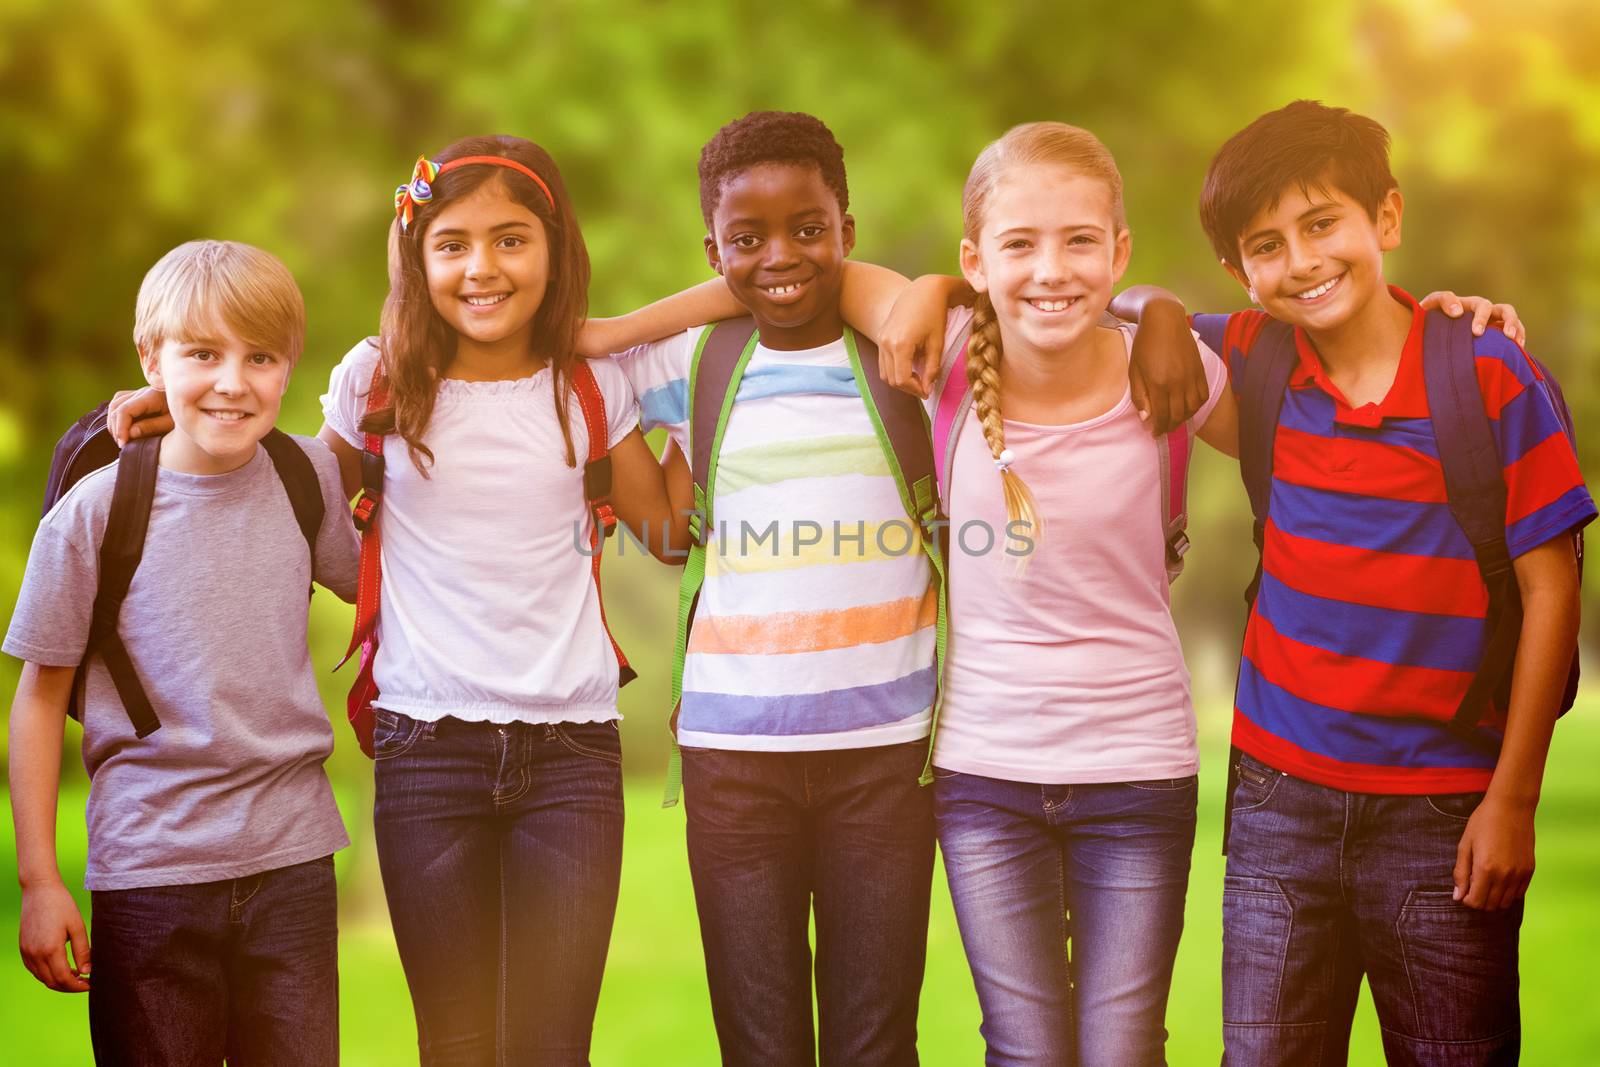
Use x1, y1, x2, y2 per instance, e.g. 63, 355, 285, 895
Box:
84, 835, 349, 891
931, 755, 1200, 786
1235, 737, 1494, 796
677, 716, 931, 752
376, 697, 620, 725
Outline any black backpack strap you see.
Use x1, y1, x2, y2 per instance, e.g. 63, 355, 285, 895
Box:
259, 430, 325, 566
86, 435, 164, 738
1420, 311, 1521, 734
690, 317, 761, 535
1236, 320, 1299, 605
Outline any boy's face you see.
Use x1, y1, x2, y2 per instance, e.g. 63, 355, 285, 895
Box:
704, 162, 855, 351
142, 323, 291, 475
1226, 181, 1403, 336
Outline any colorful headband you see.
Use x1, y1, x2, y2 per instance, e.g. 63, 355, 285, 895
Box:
393, 154, 557, 232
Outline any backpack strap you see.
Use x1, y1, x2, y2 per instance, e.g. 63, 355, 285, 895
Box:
258, 429, 325, 568
86, 434, 164, 738
337, 361, 389, 757
932, 336, 975, 506
570, 359, 637, 688
664, 317, 761, 806
1157, 424, 1193, 583
1236, 319, 1300, 605
1420, 311, 1522, 734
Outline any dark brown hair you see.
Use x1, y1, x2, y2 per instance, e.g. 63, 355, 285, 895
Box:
364, 135, 591, 472
1199, 100, 1396, 270
697, 111, 849, 229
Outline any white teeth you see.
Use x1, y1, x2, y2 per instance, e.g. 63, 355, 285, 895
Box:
764, 284, 801, 295
1293, 275, 1342, 301
1029, 298, 1077, 312
205, 411, 248, 421
465, 294, 508, 306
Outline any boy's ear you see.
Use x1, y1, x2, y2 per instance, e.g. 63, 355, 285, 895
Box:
1222, 259, 1254, 298
1378, 187, 1403, 252
703, 233, 724, 276
139, 348, 164, 390
841, 213, 856, 257
958, 238, 988, 295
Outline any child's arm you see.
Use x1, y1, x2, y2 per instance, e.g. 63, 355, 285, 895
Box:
1196, 385, 1240, 458
579, 280, 746, 359
1453, 537, 1581, 911
9, 663, 91, 993
609, 429, 688, 565
870, 274, 971, 399
316, 425, 364, 503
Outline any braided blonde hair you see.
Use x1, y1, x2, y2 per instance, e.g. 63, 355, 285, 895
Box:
961, 122, 1126, 554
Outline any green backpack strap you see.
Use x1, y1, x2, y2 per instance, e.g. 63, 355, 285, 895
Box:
663, 316, 761, 807
842, 329, 949, 786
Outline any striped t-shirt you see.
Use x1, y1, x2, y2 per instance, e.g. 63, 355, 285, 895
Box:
1195, 289, 1595, 794
615, 326, 938, 751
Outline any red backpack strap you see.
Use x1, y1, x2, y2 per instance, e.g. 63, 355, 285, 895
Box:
337, 360, 389, 757
570, 361, 637, 687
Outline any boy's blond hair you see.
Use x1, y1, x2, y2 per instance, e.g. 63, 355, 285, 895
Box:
133, 240, 306, 366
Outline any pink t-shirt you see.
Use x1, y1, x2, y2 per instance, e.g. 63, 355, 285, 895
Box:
932, 317, 1228, 784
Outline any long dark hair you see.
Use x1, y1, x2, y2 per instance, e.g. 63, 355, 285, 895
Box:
363, 135, 591, 472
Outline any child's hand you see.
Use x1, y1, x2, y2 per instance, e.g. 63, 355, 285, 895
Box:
878, 277, 953, 399
1453, 795, 1536, 910
107, 386, 173, 446
1418, 291, 1526, 347
1129, 301, 1208, 436
19, 880, 91, 992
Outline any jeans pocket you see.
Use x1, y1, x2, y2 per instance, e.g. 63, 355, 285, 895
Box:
1125, 774, 1199, 792
1395, 889, 1522, 1042
1222, 875, 1293, 1025
552, 721, 623, 764
1425, 792, 1485, 821
372, 710, 425, 762
1231, 754, 1283, 813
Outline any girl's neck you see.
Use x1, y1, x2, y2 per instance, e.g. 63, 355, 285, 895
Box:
996, 322, 1126, 424
445, 329, 548, 382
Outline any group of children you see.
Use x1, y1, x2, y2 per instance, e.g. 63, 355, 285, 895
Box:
5, 99, 1591, 1067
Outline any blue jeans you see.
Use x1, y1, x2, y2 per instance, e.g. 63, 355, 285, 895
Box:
934, 769, 1197, 1067
1222, 751, 1522, 1067
682, 740, 937, 1067
88, 855, 338, 1067
373, 711, 625, 1067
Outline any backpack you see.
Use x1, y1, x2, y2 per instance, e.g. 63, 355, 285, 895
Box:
664, 317, 948, 804
930, 315, 1197, 584
43, 402, 325, 736
1236, 310, 1583, 737
337, 352, 635, 758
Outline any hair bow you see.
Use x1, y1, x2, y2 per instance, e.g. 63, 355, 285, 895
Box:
394, 156, 441, 232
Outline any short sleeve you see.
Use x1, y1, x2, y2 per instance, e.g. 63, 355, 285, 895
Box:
2, 480, 107, 667
1187, 333, 1231, 432
1471, 330, 1598, 558
320, 338, 383, 450
1190, 309, 1269, 393
585, 357, 640, 449
296, 435, 360, 604
611, 327, 697, 455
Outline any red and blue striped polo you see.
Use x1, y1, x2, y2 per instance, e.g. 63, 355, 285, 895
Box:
1194, 289, 1595, 794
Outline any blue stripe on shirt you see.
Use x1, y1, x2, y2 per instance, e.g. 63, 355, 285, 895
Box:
681, 666, 936, 736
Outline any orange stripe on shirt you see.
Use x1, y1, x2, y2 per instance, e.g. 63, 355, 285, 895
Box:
688, 589, 938, 656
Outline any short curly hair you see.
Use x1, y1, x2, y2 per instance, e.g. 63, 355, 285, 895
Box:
698, 111, 849, 228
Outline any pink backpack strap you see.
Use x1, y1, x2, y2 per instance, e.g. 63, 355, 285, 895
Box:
932, 336, 975, 504
1157, 424, 1194, 584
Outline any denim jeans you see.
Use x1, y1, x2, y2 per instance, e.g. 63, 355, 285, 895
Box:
1222, 751, 1522, 1067
934, 769, 1197, 1067
682, 740, 937, 1067
87, 854, 338, 1067
372, 711, 625, 1067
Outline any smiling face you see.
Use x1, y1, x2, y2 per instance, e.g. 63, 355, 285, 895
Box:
421, 178, 551, 361
961, 163, 1130, 362
1227, 179, 1402, 336
142, 325, 291, 475
705, 162, 855, 351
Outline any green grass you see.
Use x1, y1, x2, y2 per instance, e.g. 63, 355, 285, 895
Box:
5, 698, 1599, 1065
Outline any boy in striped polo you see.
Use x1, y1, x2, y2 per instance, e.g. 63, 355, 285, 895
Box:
1193, 101, 1594, 1066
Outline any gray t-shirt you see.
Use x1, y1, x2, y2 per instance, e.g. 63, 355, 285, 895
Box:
4, 435, 358, 890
